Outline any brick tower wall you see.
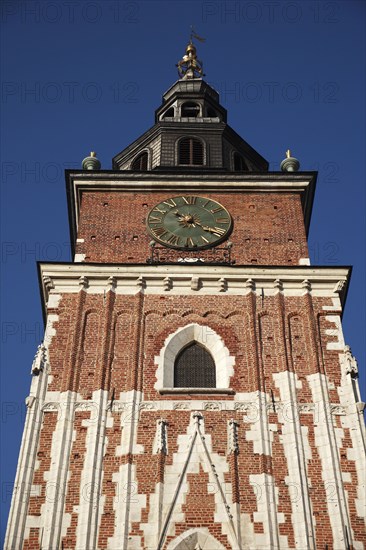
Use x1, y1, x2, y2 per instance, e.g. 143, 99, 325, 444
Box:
10, 276, 365, 549
75, 191, 309, 265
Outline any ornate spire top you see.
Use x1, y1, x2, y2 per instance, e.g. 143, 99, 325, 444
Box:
177, 29, 205, 80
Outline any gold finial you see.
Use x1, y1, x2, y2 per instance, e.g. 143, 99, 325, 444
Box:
176, 29, 205, 79
286, 149, 291, 158
91, 151, 96, 157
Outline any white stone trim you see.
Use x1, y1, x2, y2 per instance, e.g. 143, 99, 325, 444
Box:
159, 388, 235, 395
307, 373, 353, 548
47, 293, 61, 309
299, 257, 311, 265
39, 263, 350, 304
39, 390, 78, 549
167, 528, 227, 550
4, 349, 49, 548
41, 394, 353, 416
154, 323, 235, 391
108, 390, 145, 549
249, 473, 286, 549
143, 412, 239, 549
337, 349, 366, 545
115, 390, 144, 456
24, 515, 41, 542
325, 315, 346, 350
241, 388, 280, 548
75, 389, 109, 550
273, 371, 316, 549
245, 414, 275, 456
153, 418, 168, 455
43, 314, 58, 347
74, 253, 86, 262
108, 464, 146, 549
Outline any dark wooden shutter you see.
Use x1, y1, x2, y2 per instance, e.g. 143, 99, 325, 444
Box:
179, 138, 203, 166
233, 152, 248, 171
132, 152, 148, 170
174, 342, 216, 388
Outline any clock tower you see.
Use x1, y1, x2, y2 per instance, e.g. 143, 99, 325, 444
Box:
5, 42, 366, 549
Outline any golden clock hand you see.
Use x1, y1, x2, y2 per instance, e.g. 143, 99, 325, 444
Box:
173, 210, 189, 222
190, 221, 219, 234
193, 220, 209, 230
202, 225, 225, 236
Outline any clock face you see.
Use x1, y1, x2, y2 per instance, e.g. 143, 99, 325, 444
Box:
146, 195, 232, 249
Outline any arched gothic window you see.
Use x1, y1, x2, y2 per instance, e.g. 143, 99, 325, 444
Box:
174, 342, 216, 388
131, 152, 148, 171
178, 137, 204, 166
154, 323, 235, 392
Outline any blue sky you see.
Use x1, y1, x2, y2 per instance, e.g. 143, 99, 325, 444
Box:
1, 0, 365, 542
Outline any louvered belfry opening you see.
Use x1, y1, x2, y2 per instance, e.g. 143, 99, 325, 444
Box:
174, 342, 216, 388
131, 152, 148, 170
178, 137, 204, 166
181, 101, 200, 117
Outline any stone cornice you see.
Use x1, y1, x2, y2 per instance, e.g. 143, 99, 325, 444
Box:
38, 262, 350, 315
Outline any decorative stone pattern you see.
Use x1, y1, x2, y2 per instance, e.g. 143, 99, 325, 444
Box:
6, 281, 365, 549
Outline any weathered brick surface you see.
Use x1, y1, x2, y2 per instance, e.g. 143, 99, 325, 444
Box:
23, 412, 58, 549
47, 293, 344, 397
20, 288, 362, 548
62, 411, 89, 547
75, 191, 309, 265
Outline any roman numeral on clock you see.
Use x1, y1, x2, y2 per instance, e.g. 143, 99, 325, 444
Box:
210, 206, 223, 213
163, 199, 177, 208
152, 226, 168, 238
213, 227, 226, 236
153, 207, 166, 214
215, 217, 230, 224
166, 234, 180, 245
182, 196, 197, 204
